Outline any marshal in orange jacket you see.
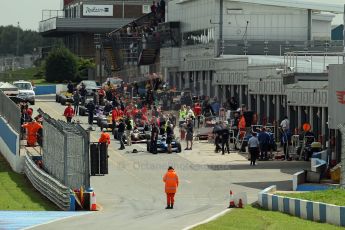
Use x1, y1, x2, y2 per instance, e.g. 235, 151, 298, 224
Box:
163, 168, 179, 193
98, 132, 110, 145
22, 121, 43, 146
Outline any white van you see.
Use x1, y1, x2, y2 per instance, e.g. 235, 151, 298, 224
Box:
13, 80, 35, 105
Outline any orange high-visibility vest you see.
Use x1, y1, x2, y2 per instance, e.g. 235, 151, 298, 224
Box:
98, 132, 110, 145
22, 121, 43, 146
163, 169, 179, 193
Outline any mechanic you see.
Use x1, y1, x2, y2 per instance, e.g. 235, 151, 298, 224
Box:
22, 119, 43, 147
63, 103, 74, 123
150, 122, 159, 154
73, 90, 81, 115
166, 121, 174, 153
67, 80, 74, 94
219, 122, 230, 155
248, 132, 260, 166
163, 166, 179, 209
193, 102, 202, 129
258, 127, 270, 160
125, 116, 133, 146
86, 100, 96, 130
111, 106, 120, 131
117, 119, 126, 150
178, 105, 187, 127
185, 118, 194, 150
103, 101, 113, 115
213, 122, 222, 153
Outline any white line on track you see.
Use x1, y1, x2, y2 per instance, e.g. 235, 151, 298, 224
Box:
181, 208, 232, 230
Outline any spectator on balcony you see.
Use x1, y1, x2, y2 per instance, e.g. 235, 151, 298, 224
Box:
151, 1, 157, 15
157, 0, 166, 22
127, 26, 132, 37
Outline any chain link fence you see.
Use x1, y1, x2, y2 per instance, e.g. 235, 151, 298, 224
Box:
0, 90, 21, 133
39, 109, 90, 190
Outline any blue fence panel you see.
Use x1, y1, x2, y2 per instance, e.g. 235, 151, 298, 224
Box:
0, 117, 18, 154
34, 85, 56, 95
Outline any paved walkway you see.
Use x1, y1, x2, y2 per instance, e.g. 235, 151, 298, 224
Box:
0, 211, 90, 230
23, 101, 310, 230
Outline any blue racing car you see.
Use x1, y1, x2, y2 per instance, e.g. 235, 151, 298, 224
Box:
147, 135, 182, 153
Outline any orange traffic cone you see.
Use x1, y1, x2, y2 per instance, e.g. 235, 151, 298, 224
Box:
228, 190, 235, 208
238, 198, 243, 208
90, 192, 97, 211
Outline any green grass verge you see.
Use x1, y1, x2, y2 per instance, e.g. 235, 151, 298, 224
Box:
193, 204, 342, 230
0, 67, 45, 83
277, 189, 345, 206
0, 154, 58, 210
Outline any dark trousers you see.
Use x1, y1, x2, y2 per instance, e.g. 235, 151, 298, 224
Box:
196, 116, 201, 129
88, 113, 94, 125
215, 136, 221, 152
283, 143, 289, 159
260, 143, 268, 159
118, 132, 125, 149
249, 147, 258, 165
151, 139, 158, 154
74, 104, 79, 115
66, 117, 72, 123
222, 138, 230, 154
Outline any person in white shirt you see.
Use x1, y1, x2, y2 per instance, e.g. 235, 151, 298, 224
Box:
186, 106, 195, 120
280, 116, 290, 132
248, 132, 260, 166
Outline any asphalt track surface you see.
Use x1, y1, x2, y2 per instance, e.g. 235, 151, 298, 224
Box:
29, 99, 309, 230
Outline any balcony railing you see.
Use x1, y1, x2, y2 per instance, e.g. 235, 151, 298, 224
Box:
221, 39, 344, 56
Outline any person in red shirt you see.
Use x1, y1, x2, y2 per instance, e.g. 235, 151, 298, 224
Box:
112, 107, 119, 130
63, 104, 74, 123
131, 105, 139, 118
193, 103, 202, 129
117, 106, 124, 118
141, 105, 147, 115
141, 113, 148, 123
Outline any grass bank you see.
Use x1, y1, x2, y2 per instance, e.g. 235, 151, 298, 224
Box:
277, 189, 345, 206
0, 154, 57, 210
193, 205, 342, 230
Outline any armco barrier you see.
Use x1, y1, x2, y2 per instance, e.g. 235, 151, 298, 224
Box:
0, 116, 22, 172
24, 154, 71, 210
258, 185, 345, 227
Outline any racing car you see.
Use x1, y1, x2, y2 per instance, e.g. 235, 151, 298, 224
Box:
127, 127, 151, 144
147, 135, 182, 153
56, 91, 74, 105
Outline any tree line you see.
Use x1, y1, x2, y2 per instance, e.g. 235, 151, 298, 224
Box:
0, 25, 61, 56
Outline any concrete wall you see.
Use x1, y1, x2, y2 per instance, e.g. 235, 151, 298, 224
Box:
168, 0, 217, 34
222, 1, 308, 41
328, 64, 345, 129
0, 116, 22, 173
259, 185, 345, 227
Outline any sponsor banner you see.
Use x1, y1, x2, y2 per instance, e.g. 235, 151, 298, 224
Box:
83, 4, 113, 16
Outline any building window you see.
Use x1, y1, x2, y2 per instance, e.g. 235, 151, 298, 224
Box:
183, 28, 214, 46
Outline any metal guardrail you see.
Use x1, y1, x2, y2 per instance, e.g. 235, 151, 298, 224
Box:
39, 109, 90, 190
24, 154, 71, 210
0, 90, 21, 133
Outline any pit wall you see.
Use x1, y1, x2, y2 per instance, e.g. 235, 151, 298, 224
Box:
0, 116, 23, 172
258, 185, 345, 227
